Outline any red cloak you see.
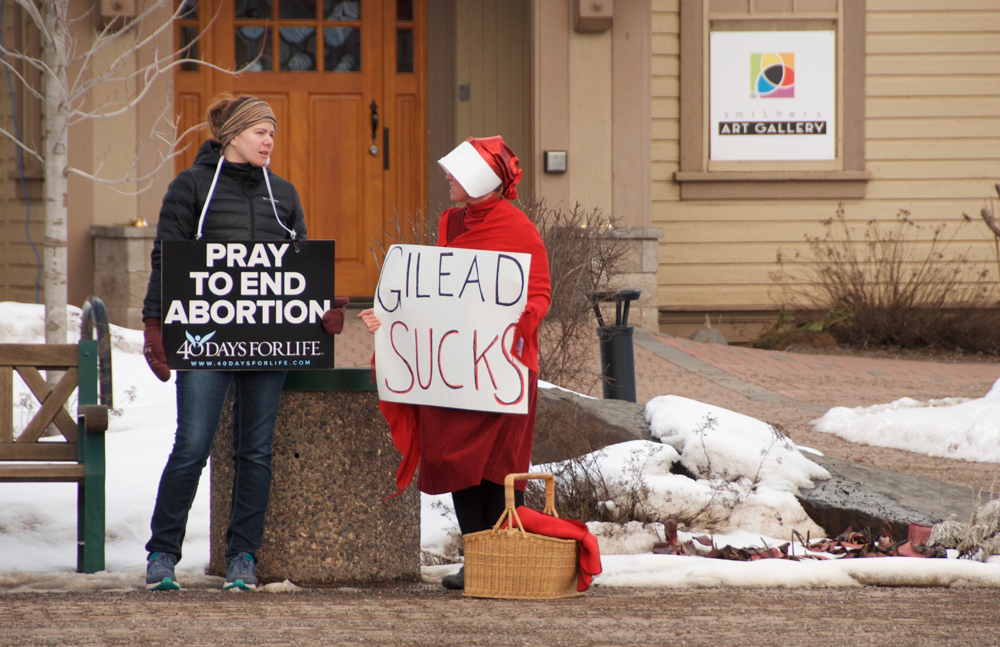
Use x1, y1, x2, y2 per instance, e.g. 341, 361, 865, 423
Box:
380, 196, 551, 496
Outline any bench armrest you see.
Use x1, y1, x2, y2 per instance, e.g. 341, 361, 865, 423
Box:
78, 404, 109, 434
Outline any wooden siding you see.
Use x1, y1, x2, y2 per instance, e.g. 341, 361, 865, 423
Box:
651, 0, 1000, 310
0, 4, 44, 305
455, 0, 533, 198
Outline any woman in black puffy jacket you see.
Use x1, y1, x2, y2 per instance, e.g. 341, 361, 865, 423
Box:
140, 95, 345, 592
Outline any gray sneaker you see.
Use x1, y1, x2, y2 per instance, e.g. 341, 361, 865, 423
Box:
224, 552, 258, 591
146, 552, 181, 590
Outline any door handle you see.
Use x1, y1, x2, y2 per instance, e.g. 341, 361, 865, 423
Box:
369, 100, 379, 155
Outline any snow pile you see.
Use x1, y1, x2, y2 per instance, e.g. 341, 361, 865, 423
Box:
812, 381, 1000, 463
642, 395, 829, 539
0, 301, 142, 352
420, 493, 462, 565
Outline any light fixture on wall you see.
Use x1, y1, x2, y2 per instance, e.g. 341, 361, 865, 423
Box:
574, 0, 613, 33
100, 0, 135, 27
544, 151, 567, 174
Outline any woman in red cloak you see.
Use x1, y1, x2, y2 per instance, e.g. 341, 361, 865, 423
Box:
359, 136, 550, 590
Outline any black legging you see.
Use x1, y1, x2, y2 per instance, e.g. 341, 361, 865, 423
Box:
451, 479, 525, 535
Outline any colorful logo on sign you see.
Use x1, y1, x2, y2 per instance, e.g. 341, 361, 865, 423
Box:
752, 52, 794, 98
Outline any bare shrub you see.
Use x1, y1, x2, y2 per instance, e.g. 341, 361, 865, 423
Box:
369, 208, 438, 264
524, 445, 657, 525
520, 199, 629, 392
970, 182, 1000, 284
771, 205, 1000, 354
931, 497, 1000, 562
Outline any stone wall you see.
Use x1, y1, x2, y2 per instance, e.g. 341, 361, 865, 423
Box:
209, 375, 420, 586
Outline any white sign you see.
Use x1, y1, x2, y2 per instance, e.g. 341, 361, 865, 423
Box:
710, 31, 836, 161
373, 244, 531, 414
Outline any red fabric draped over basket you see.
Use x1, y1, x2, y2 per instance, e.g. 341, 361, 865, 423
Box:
503, 506, 602, 592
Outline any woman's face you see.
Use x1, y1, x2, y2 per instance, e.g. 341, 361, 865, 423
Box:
446, 172, 471, 203
225, 121, 275, 167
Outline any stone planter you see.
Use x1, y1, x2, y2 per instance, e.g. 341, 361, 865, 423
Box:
209, 369, 420, 586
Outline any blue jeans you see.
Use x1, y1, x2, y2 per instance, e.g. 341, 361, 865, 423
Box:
146, 370, 287, 563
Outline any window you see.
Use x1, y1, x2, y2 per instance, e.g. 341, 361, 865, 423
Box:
675, 0, 869, 199
232, 0, 362, 72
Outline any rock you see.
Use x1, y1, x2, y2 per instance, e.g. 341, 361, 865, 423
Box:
797, 453, 975, 541
532, 386, 651, 465
690, 328, 728, 345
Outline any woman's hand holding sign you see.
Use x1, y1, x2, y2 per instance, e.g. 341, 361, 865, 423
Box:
358, 308, 381, 333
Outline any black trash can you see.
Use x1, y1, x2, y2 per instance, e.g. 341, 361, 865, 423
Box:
588, 289, 641, 402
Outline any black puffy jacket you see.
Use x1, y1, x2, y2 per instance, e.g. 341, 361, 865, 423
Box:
142, 140, 308, 320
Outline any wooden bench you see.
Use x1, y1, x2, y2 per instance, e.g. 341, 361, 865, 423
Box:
0, 340, 109, 573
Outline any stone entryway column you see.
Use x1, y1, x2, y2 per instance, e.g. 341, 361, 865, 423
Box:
610, 227, 663, 332
90, 225, 155, 329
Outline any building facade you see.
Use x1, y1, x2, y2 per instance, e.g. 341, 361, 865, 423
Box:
0, 0, 997, 339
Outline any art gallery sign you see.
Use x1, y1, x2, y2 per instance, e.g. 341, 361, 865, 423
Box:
371, 244, 531, 414
710, 30, 836, 161
160, 240, 337, 370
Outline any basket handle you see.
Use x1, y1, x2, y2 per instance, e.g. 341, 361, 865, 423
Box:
504, 472, 558, 518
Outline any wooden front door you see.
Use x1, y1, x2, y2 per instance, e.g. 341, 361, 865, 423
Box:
174, 0, 426, 296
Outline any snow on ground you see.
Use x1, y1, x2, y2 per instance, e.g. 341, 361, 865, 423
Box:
812, 385, 1000, 464
3, 301, 1000, 593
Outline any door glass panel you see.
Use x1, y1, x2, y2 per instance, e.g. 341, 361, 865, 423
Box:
396, 0, 412, 21
179, 26, 199, 71
396, 28, 413, 73
237, 26, 273, 71
325, 0, 360, 20
324, 28, 360, 71
280, 0, 316, 19
234, 0, 272, 19
281, 27, 317, 71
176, 0, 199, 72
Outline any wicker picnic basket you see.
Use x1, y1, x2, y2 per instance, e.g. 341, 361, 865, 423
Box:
462, 473, 582, 600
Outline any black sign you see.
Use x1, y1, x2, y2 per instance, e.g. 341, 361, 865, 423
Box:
161, 240, 336, 370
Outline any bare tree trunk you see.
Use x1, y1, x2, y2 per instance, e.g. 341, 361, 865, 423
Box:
42, 0, 70, 345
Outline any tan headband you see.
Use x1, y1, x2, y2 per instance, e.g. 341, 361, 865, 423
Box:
218, 99, 276, 148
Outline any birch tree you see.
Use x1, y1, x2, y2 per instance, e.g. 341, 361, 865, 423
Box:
2, 0, 226, 344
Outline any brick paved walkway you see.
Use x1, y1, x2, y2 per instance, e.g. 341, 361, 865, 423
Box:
636, 330, 1000, 410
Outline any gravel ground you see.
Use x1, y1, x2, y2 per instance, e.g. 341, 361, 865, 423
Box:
3, 585, 1000, 646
